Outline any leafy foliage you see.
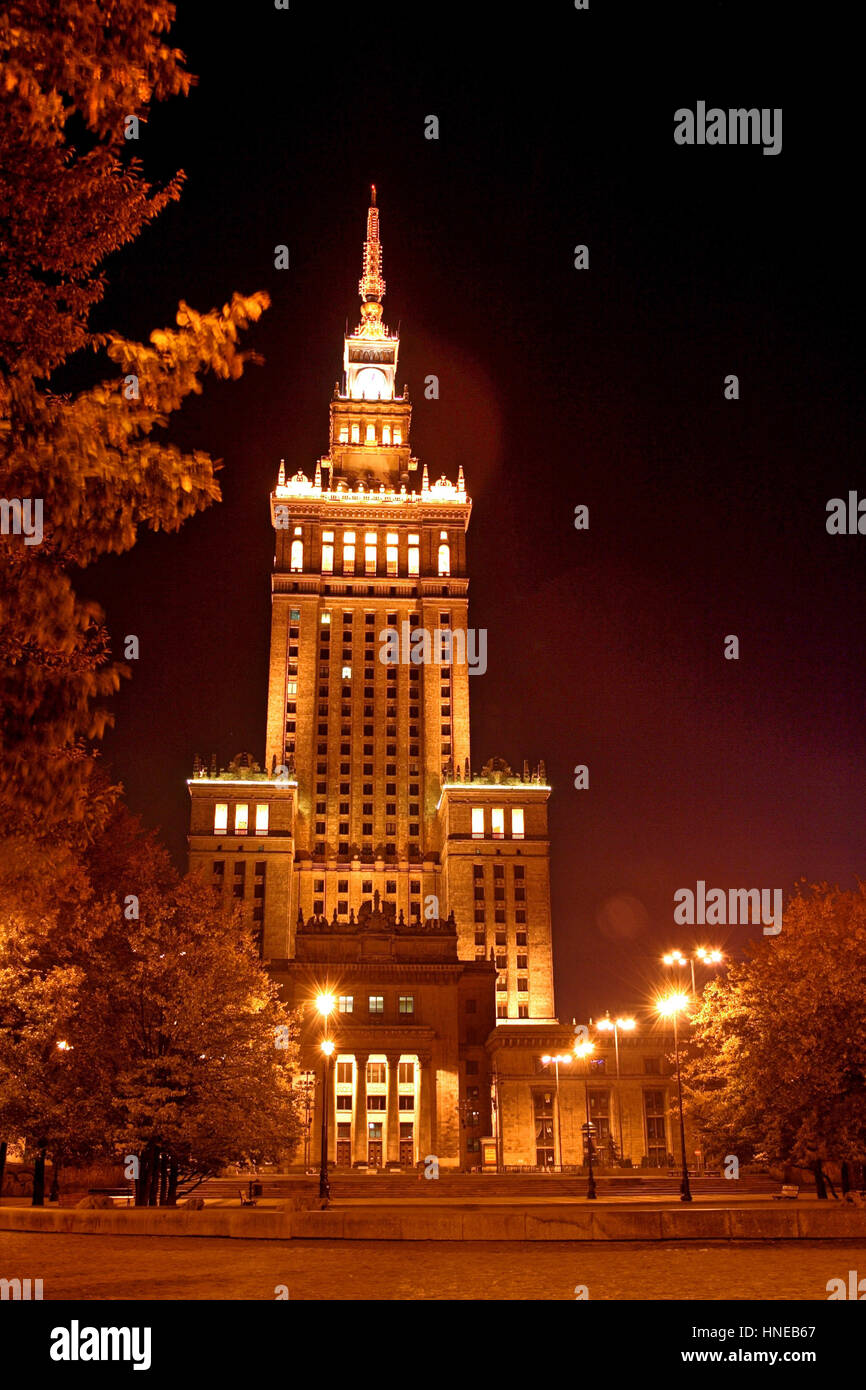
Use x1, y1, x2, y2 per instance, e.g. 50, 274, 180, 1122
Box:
683, 882, 866, 1166
0, 806, 301, 1191
0, 0, 268, 834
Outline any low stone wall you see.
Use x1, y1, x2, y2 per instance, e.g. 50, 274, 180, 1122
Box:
3, 1203, 866, 1241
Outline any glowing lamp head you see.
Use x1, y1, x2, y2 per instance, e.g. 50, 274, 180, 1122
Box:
573, 1040, 596, 1059
596, 1016, 614, 1032
657, 992, 691, 1018
617, 1017, 636, 1031
315, 993, 336, 1017
320, 1039, 335, 1057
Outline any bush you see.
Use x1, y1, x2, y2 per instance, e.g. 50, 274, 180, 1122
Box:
76, 1194, 115, 1209
184, 1196, 205, 1210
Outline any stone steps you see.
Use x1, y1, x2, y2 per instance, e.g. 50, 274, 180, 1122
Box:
204, 1172, 778, 1200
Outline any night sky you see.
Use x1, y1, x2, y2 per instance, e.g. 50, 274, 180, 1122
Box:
79, 3, 860, 1024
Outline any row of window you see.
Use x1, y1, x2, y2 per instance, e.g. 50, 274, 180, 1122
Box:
335, 1060, 416, 1085
336, 1094, 416, 1111
290, 529, 451, 578
335, 994, 415, 1016
534, 1089, 669, 1166
472, 807, 524, 838
214, 803, 269, 835
336, 423, 402, 445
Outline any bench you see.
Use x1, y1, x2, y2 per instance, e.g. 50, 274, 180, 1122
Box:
88, 1187, 134, 1206
772, 1184, 799, 1200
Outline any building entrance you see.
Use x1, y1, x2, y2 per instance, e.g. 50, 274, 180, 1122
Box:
399, 1122, 414, 1166
368, 1122, 383, 1168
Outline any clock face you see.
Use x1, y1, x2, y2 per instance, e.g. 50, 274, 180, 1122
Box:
353, 367, 388, 400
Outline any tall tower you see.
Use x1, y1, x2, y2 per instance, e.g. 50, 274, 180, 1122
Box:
189, 190, 556, 1026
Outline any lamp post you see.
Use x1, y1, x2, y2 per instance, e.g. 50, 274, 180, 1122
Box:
595, 1014, 635, 1164
318, 1039, 335, 1200
573, 1040, 597, 1199
662, 948, 724, 998
314, 993, 336, 1202
656, 992, 692, 1203
541, 1053, 571, 1171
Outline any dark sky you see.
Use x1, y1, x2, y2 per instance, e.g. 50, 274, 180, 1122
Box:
81, 2, 861, 1024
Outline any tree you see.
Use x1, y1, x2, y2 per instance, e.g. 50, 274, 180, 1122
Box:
0, 0, 268, 835
0, 807, 301, 1202
682, 882, 866, 1191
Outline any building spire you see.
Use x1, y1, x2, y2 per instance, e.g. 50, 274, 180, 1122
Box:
358, 185, 386, 305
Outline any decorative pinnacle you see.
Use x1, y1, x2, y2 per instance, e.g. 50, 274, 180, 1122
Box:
359, 185, 386, 303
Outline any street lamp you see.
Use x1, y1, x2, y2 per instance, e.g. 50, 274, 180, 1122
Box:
540, 1054, 571, 1171
662, 948, 724, 996
318, 1039, 335, 1201
595, 1014, 636, 1164
315, 993, 337, 1202
573, 1040, 597, 1199
656, 992, 692, 1203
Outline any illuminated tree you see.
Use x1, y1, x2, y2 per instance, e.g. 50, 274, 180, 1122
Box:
682, 882, 866, 1191
0, 0, 268, 835
0, 807, 300, 1204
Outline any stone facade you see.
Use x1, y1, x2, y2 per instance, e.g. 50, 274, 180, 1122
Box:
489, 1026, 681, 1171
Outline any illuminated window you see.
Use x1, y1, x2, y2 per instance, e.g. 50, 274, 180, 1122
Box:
321, 612, 330, 624
367, 1063, 386, 1085
343, 530, 355, 574
287, 680, 297, 696
342, 665, 351, 680
368, 996, 384, 1016
386, 532, 398, 577
491, 808, 504, 839
365, 532, 377, 575
393, 428, 402, 445
471, 807, 484, 838
255, 804, 269, 835
290, 539, 303, 572
234, 804, 249, 835
351, 423, 360, 443
337, 995, 353, 1014
339, 426, 349, 443
382, 425, 391, 444
214, 803, 228, 834
407, 533, 420, 575
437, 533, 450, 576
321, 530, 334, 574
366, 423, 376, 444
511, 808, 524, 839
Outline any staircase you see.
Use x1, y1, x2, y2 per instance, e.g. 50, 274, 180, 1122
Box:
200, 1170, 778, 1201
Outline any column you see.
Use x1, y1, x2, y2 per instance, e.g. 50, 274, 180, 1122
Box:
386, 1053, 401, 1164
353, 1053, 369, 1164
326, 1057, 337, 1163
418, 1053, 435, 1159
